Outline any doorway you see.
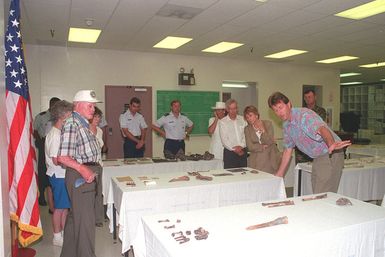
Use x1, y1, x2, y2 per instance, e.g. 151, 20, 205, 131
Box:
105, 86, 153, 159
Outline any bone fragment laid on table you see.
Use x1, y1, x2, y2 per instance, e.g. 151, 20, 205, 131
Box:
196, 173, 213, 181
212, 173, 234, 176
336, 197, 353, 206
194, 227, 209, 240
302, 193, 327, 201
262, 200, 294, 208
246, 216, 288, 230
169, 176, 190, 182
158, 219, 170, 223
164, 225, 175, 229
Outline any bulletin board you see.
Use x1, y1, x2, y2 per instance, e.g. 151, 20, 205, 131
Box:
156, 90, 220, 135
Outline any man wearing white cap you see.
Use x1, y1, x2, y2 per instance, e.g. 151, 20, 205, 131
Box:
208, 102, 226, 160
58, 90, 102, 257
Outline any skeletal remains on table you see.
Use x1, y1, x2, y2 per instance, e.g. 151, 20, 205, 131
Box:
262, 200, 294, 208
164, 149, 215, 161
246, 216, 288, 230
212, 173, 234, 176
302, 193, 327, 201
336, 197, 353, 206
194, 227, 209, 240
187, 171, 213, 181
168, 223, 209, 244
169, 176, 190, 182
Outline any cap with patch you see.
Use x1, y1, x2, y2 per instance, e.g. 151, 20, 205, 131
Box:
73, 90, 102, 103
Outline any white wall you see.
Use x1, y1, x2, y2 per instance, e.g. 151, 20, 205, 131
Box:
25, 45, 341, 158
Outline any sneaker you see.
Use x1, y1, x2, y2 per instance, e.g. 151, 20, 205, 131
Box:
52, 235, 63, 247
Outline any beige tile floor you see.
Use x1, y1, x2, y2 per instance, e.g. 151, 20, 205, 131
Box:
30, 204, 128, 257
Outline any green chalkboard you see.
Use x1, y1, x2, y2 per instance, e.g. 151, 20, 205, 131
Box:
156, 90, 220, 135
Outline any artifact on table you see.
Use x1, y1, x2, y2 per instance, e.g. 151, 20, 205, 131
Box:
250, 169, 259, 174
187, 171, 213, 181
262, 200, 294, 208
194, 227, 209, 240
227, 168, 248, 172
212, 173, 234, 176
164, 149, 177, 160
302, 193, 327, 201
246, 216, 288, 230
164, 225, 175, 229
175, 149, 187, 161
169, 176, 190, 182
116, 176, 136, 186
152, 158, 177, 163
158, 219, 170, 223
123, 158, 138, 165
336, 197, 353, 206
202, 151, 214, 160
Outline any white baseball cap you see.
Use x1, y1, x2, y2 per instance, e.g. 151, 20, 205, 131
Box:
211, 101, 226, 110
73, 90, 102, 103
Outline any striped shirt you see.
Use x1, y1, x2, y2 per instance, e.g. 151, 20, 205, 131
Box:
58, 111, 100, 164
283, 108, 340, 158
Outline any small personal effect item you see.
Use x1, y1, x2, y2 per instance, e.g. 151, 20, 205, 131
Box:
74, 174, 98, 188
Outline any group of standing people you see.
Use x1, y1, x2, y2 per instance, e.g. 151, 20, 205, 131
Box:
208, 90, 350, 194
34, 90, 105, 257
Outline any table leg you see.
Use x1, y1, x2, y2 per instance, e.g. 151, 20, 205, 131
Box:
113, 203, 117, 241
297, 169, 302, 196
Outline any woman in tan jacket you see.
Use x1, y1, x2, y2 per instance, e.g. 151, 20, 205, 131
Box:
244, 105, 281, 174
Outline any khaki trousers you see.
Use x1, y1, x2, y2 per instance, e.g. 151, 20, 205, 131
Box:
60, 165, 100, 257
311, 150, 344, 194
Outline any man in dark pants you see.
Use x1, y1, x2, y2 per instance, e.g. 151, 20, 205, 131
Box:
119, 97, 148, 158
295, 89, 327, 164
58, 90, 101, 257
152, 99, 194, 156
33, 97, 60, 206
219, 99, 247, 169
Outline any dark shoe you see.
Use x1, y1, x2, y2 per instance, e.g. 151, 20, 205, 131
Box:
48, 209, 53, 215
95, 223, 103, 227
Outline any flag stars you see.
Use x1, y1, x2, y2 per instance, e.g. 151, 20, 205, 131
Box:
14, 80, 22, 88
16, 56, 22, 63
10, 70, 18, 78
6, 59, 12, 67
11, 19, 19, 27
10, 44, 19, 52
6, 33, 13, 42
17, 31, 21, 38
9, 9, 15, 16
20, 67, 25, 74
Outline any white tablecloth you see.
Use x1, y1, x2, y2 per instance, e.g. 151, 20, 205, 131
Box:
294, 158, 385, 200
346, 144, 385, 157
102, 159, 223, 204
139, 192, 385, 257
108, 168, 286, 254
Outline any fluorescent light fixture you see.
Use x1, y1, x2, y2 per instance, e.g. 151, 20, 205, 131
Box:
68, 27, 101, 43
153, 36, 193, 49
255, 0, 267, 2
340, 72, 361, 77
359, 62, 385, 68
202, 42, 244, 53
340, 82, 363, 85
316, 56, 358, 64
264, 49, 308, 59
381, 79, 385, 81
335, 0, 385, 20
222, 81, 248, 88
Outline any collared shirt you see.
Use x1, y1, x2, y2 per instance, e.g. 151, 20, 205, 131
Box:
311, 105, 327, 121
219, 115, 247, 151
208, 117, 224, 159
33, 111, 51, 138
119, 110, 148, 137
155, 112, 193, 140
45, 127, 66, 178
283, 108, 340, 158
58, 111, 100, 164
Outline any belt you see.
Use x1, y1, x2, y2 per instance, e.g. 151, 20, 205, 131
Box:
83, 162, 99, 166
166, 139, 184, 142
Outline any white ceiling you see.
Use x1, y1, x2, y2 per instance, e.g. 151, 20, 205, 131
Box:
19, 0, 385, 83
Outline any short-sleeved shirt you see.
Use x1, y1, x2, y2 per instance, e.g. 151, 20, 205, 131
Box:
119, 111, 148, 137
45, 127, 66, 178
155, 112, 193, 140
219, 115, 247, 151
283, 108, 340, 158
33, 111, 51, 138
58, 111, 100, 164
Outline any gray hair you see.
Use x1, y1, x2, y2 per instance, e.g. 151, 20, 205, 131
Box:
50, 100, 73, 123
225, 98, 237, 108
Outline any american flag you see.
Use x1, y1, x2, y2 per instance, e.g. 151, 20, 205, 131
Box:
5, 0, 42, 246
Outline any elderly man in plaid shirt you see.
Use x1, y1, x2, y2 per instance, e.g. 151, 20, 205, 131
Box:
58, 90, 102, 257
